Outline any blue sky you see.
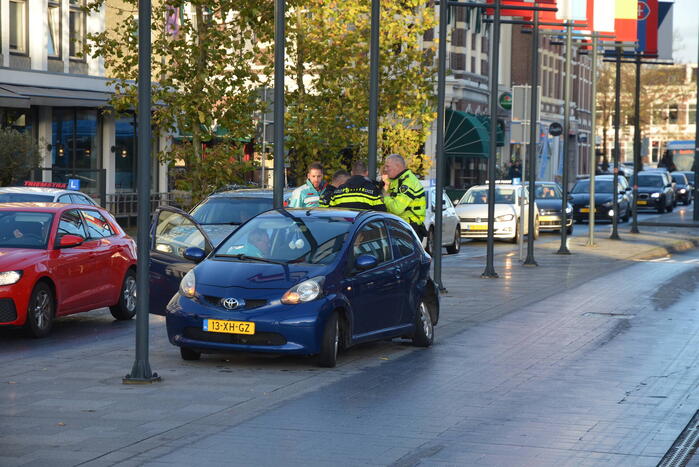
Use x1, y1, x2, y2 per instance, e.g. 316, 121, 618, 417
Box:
672, 0, 698, 63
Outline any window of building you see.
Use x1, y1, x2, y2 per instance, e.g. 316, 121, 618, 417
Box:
668, 104, 679, 124
52, 109, 101, 191
689, 103, 696, 125
10, 0, 28, 54
0, 109, 31, 132
48, 0, 61, 57
69, 0, 86, 59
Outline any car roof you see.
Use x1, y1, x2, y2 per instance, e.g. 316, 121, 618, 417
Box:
0, 187, 73, 196
255, 207, 401, 224
207, 188, 293, 199
0, 202, 103, 212
637, 170, 665, 175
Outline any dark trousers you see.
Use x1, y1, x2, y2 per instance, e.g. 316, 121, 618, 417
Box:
410, 222, 427, 243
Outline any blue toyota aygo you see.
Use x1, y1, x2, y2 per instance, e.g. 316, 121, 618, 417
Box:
149, 207, 439, 367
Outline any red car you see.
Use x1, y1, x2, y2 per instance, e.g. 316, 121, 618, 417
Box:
0, 203, 137, 337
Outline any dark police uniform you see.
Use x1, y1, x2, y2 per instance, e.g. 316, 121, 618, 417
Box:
329, 175, 387, 211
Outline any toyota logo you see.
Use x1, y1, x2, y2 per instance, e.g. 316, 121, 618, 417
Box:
221, 298, 241, 310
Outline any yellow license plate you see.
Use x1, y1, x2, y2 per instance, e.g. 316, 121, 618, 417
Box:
580, 208, 593, 213
540, 216, 559, 221
637, 200, 648, 205
468, 225, 488, 231
204, 319, 255, 335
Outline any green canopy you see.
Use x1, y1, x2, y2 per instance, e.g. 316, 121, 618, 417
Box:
444, 109, 491, 158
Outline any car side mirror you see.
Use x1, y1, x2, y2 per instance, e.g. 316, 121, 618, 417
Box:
355, 254, 378, 271
183, 247, 206, 263
666, 183, 672, 188
58, 234, 84, 248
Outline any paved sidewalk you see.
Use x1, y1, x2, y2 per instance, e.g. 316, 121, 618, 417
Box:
2, 223, 699, 466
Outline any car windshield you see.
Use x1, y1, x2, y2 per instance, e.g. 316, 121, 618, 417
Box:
461, 187, 516, 204
216, 213, 352, 265
672, 174, 687, 184
637, 175, 664, 188
190, 197, 273, 225
0, 193, 53, 203
0, 211, 54, 249
685, 173, 695, 184
535, 184, 562, 199
572, 181, 614, 193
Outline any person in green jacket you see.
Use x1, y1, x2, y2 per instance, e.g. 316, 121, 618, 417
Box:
381, 154, 427, 240
289, 162, 326, 208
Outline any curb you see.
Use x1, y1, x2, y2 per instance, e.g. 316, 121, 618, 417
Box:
638, 221, 699, 228
631, 237, 699, 261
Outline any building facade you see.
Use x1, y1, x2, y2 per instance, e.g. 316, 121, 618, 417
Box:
0, 0, 167, 203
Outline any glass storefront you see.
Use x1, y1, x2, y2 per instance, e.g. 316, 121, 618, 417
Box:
115, 114, 136, 190
52, 108, 101, 192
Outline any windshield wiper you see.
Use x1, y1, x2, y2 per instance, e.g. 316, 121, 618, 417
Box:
214, 253, 287, 265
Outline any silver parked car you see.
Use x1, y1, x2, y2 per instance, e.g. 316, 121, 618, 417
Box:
423, 187, 460, 255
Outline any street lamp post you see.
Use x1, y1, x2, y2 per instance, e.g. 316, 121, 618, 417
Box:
273, 0, 285, 209
433, 0, 448, 290
123, 0, 159, 384
368, 0, 380, 179
630, 53, 642, 234
482, 0, 501, 279
556, 22, 573, 255
610, 44, 622, 240
587, 35, 598, 246
523, 9, 540, 267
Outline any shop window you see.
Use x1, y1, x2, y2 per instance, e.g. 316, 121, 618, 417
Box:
48, 0, 61, 58
69, 0, 85, 59
689, 104, 696, 125
52, 109, 100, 185
10, 0, 28, 54
668, 104, 679, 124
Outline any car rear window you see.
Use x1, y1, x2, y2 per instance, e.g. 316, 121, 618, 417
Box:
0, 193, 53, 203
190, 197, 274, 226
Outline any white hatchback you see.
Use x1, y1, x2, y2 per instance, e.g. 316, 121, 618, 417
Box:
0, 187, 98, 205
423, 187, 460, 255
455, 184, 539, 242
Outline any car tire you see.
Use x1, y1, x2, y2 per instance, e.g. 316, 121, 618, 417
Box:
685, 198, 692, 206
25, 282, 55, 338
566, 224, 573, 235
110, 269, 137, 320
622, 206, 630, 222
180, 346, 201, 361
657, 201, 665, 214
412, 300, 434, 348
318, 312, 340, 368
533, 218, 540, 240
667, 202, 674, 213
446, 227, 460, 254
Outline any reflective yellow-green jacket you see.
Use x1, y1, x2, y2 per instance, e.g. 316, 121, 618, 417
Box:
384, 169, 426, 225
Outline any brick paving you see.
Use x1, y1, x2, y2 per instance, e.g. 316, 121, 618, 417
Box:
2, 220, 699, 466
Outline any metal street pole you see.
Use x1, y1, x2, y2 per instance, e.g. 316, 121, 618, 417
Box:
433, 0, 448, 291
482, 0, 501, 279
630, 53, 641, 234
124, 0, 159, 384
556, 22, 573, 255
610, 44, 622, 240
587, 35, 598, 246
523, 9, 539, 267
368, 0, 380, 179
273, 0, 285, 209
695, 20, 699, 222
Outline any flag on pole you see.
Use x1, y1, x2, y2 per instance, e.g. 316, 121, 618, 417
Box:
613, 0, 637, 42
657, 1, 673, 60
636, 0, 659, 56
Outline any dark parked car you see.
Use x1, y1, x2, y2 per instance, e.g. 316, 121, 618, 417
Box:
534, 181, 573, 233
188, 189, 292, 246
671, 172, 694, 205
569, 179, 630, 223
634, 170, 675, 213
149, 208, 439, 367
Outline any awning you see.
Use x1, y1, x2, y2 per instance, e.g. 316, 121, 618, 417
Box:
444, 109, 491, 158
0, 87, 30, 109
0, 84, 111, 108
476, 115, 506, 147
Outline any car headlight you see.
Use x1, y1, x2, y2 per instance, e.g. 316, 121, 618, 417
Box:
0, 271, 22, 286
495, 214, 515, 222
679, 188, 686, 194
650, 192, 661, 198
180, 270, 196, 298
281, 276, 325, 305
566, 205, 573, 214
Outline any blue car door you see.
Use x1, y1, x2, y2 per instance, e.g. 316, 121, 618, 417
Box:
149, 207, 213, 315
386, 219, 421, 325
342, 220, 402, 337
